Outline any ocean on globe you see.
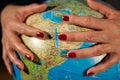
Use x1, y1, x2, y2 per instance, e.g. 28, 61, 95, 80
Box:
12, 0, 120, 80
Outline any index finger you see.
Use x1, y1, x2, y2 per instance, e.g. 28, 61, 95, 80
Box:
63, 15, 109, 30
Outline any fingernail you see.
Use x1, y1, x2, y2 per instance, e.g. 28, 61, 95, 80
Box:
63, 16, 69, 21
16, 65, 21, 71
25, 54, 32, 61
58, 34, 67, 40
67, 52, 76, 58
36, 32, 44, 38
87, 72, 95, 76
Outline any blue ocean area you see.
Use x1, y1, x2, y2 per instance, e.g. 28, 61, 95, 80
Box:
41, 9, 71, 23
60, 9, 72, 14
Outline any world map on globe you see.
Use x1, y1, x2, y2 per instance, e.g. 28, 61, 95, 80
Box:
12, 0, 120, 80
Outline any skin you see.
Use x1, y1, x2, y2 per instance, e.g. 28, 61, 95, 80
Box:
1, 3, 48, 75
60, 0, 120, 75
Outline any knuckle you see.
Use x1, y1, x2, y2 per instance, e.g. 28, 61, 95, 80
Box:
103, 45, 112, 52
6, 47, 10, 52
15, 9, 21, 15
18, 25, 26, 34
85, 33, 94, 42
82, 16, 92, 26
17, 7, 25, 14
99, 45, 106, 52
92, 45, 110, 56
93, 48, 103, 56
19, 24, 35, 36
13, 41, 22, 51
93, 52, 103, 56
99, 45, 110, 53
14, 43, 22, 51
101, 34, 109, 42
17, 7, 28, 18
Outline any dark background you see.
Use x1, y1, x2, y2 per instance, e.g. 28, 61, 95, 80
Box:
0, 0, 120, 80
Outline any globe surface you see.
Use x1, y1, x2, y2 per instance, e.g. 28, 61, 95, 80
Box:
12, 0, 120, 80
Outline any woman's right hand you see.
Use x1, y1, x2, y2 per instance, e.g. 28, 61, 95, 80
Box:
1, 3, 48, 75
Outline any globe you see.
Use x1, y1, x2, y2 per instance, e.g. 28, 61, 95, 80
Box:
12, 0, 120, 80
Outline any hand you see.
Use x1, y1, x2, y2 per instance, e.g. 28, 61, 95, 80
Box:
1, 3, 48, 75
59, 0, 120, 75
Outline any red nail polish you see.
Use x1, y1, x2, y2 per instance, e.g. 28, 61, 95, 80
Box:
87, 72, 95, 76
16, 65, 21, 71
36, 32, 44, 38
25, 54, 32, 61
58, 34, 67, 40
63, 16, 69, 21
68, 52, 76, 58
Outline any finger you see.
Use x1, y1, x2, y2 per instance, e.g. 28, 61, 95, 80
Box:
15, 23, 51, 39
2, 46, 13, 75
2, 41, 13, 74
10, 34, 34, 61
63, 15, 109, 30
8, 51, 24, 71
67, 44, 112, 58
59, 31, 109, 42
3, 57, 12, 75
87, 0, 118, 19
20, 3, 48, 18
5, 42, 24, 71
86, 53, 118, 76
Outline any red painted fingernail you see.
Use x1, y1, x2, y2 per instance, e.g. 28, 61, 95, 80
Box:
63, 16, 69, 21
58, 34, 67, 40
16, 65, 21, 71
68, 52, 76, 58
87, 72, 95, 76
25, 54, 32, 61
36, 32, 44, 38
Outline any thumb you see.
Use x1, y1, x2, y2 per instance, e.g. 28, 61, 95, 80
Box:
87, 0, 117, 18
20, 3, 48, 18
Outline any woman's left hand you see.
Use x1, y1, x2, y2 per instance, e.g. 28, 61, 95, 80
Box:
58, 0, 120, 76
